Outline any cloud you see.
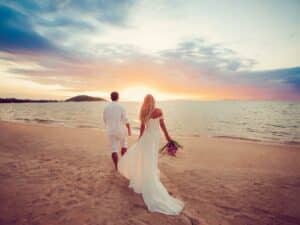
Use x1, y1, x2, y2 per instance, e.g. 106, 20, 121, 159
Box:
4, 37, 300, 100
37, 16, 95, 31
66, 0, 136, 26
160, 38, 257, 72
3, 0, 136, 26
0, 4, 55, 53
237, 67, 300, 91
0, 0, 137, 56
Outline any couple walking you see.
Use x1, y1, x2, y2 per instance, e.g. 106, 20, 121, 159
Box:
103, 91, 184, 215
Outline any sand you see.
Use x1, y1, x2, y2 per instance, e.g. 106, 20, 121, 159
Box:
0, 121, 300, 225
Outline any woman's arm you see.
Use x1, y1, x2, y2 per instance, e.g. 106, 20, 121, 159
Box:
139, 123, 145, 138
159, 117, 171, 142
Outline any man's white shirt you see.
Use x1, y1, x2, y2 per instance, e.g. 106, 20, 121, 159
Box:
103, 101, 128, 136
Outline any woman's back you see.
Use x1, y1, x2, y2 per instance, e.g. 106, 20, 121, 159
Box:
118, 97, 184, 215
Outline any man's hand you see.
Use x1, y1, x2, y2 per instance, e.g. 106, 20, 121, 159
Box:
126, 123, 131, 136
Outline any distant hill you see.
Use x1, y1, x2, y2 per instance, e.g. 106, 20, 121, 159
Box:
0, 98, 59, 103
65, 95, 106, 102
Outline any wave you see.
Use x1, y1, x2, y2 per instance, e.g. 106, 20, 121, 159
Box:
15, 118, 31, 122
214, 135, 300, 146
33, 119, 56, 123
12, 118, 99, 129
283, 141, 300, 146
246, 128, 256, 132
271, 131, 290, 136
265, 123, 286, 128
76, 125, 98, 129
15, 118, 56, 124
213, 135, 262, 142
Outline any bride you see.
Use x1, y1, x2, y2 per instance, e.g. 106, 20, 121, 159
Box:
118, 94, 184, 215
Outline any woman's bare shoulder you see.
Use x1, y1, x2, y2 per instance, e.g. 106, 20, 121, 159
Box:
151, 108, 163, 118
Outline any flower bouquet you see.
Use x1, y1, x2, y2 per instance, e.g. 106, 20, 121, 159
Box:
159, 140, 183, 156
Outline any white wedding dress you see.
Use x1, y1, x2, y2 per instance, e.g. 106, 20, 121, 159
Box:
118, 117, 184, 215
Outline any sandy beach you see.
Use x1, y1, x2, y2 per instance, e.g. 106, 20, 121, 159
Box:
0, 121, 300, 225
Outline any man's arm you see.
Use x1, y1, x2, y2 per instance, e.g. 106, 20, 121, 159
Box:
121, 108, 131, 136
126, 123, 131, 136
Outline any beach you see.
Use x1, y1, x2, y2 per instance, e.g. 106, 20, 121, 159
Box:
0, 121, 300, 225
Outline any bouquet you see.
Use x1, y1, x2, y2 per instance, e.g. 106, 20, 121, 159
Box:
159, 140, 183, 156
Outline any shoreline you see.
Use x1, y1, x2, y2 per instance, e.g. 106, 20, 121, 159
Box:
1, 119, 299, 149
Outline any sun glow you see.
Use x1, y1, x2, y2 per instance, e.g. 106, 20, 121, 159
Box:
121, 86, 186, 101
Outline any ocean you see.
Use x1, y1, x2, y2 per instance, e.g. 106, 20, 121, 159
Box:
0, 101, 299, 145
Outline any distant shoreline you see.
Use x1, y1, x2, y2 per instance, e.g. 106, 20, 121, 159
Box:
0, 95, 106, 103
0, 98, 61, 103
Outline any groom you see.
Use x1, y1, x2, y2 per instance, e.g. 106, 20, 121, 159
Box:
103, 92, 131, 170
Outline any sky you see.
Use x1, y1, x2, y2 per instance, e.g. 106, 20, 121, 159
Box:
0, 0, 299, 101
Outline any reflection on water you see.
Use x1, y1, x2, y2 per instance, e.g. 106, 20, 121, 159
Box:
0, 101, 299, 145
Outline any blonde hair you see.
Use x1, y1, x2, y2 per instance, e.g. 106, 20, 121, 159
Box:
139, 94, 155, 123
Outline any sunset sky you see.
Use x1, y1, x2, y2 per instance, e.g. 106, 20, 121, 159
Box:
0, 0, 299, 101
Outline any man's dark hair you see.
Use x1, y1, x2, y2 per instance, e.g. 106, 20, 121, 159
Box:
110, 91, 119, 101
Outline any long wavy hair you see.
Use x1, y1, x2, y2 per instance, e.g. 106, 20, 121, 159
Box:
139, 94, 155, 123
